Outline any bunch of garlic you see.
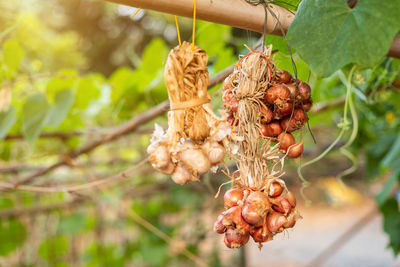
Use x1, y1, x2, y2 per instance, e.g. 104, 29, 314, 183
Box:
147, 119, 229, 185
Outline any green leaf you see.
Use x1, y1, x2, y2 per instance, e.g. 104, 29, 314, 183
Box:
47, 89, 74, 127
22, 93, 51, 144
381, 135, 400, 168
379, 198, 400, 255
74, 77, 100, 109
376, 172, 399, 206
0, 219, 27, 256
2, 39, 24, 72
38, 236, 69, 259
0, 107, 16, 139
287, 0, 400, 77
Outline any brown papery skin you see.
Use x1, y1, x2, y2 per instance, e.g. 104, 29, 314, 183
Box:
277, 132, 295, 151
224, 188, 244, 209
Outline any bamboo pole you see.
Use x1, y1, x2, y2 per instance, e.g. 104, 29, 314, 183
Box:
107, 0, 294, 35
106, 0, 400, 59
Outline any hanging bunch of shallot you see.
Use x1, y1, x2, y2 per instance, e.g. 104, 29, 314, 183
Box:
214, 46, 307, 249
147, 42, 230, 185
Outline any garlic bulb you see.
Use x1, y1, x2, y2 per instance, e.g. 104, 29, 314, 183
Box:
203, 141, 225, 165
149, 144, 171, 170
171, 164, 194, 185
159, 162, 175, 175
181, 148, 211, 175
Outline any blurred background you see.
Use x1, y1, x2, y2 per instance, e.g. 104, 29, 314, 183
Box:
0, 0, 400, 266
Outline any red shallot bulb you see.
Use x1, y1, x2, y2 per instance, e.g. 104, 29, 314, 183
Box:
266, 212, 287, 233
285, 191, 297, 207
222, 206, 251, 234
269, 182, 283, 198
264, 84, 291, 104
283, 212, 297, 229
224, 188, 244, 209
272, 197, 292, 214
260, 121, 283, 137
214, 214, 226, 234
242, 191, 270, 225
223, 89, 239, 112
275, 101, 293, 117
287, 141, 304, 158
302, 98, 313, 112
276, 70, 292, 84
250, 226, 273, 243
298, 81, 311, 101
260, 105, 274, 124
277, 132, 295, 152
224, 228, 250, 248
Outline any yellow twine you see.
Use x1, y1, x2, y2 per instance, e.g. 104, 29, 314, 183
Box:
192, 0, 197, 50
174, 15, 181, 46
131, 8, 141, 18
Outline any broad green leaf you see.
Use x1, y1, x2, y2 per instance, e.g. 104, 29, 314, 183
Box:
380, 198, 400, 255
74, 77, 100, 109
376, 172, 399, 206
0, 219, 27, 256
47, 89, 74, 126
265, 35, 293, 55
38, 236, 69, 259
2, 39, 24, 72
0, 107, 17, 139
22, 93, 51, 144
287, 0, 400, 77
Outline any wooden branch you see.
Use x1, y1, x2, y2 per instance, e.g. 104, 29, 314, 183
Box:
0, 198, 85, 218
5, 131, 84, 141
1, 158, 148, 193
14, 66, 233, 185
106, 0, 400, 59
